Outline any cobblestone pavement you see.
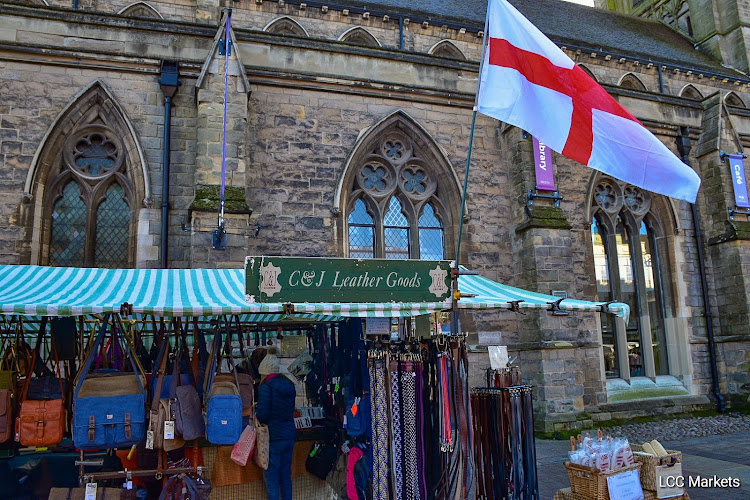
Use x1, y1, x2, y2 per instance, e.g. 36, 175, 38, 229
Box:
536, 415, 750, 500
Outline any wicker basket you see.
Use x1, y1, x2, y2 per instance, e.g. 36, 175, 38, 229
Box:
631, 444, 682, 491
565, 461, 641, 500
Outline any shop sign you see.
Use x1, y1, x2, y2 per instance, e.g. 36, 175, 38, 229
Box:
245, 256, 453, 303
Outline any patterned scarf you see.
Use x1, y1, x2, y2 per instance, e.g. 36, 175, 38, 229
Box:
369, 358, 389, 500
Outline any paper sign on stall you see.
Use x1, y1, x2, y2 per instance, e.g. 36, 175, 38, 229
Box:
488, 346, 509, 370
366, 318, 391, 335
606, 469, 644, 500
655, 463, 684, 498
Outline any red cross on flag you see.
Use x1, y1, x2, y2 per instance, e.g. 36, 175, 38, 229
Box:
476, 0, 701, 203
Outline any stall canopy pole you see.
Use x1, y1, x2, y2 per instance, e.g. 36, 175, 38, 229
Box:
214, 9, 232, 249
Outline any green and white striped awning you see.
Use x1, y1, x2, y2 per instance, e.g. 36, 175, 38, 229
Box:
0, 265, 628, 321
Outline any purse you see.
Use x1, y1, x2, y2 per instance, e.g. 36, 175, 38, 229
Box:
230, 423, 257, 466
148, 336, 184, 451
253, 417, 270, 470
305, 442, 338, 480
17, 318, 66, 447
72, 315, 146, 449
229, 316, 254, 417
171, 323, 204, 442
158, 473, 212, 500
0, 339, 19, 443
203, 318, 243, 445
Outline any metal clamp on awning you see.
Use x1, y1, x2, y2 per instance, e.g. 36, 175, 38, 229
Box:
598, 300, 616, 315
508, 300, 525, 313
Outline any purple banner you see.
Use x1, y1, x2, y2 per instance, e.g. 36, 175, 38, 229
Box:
729, 154, 750, 208
533, 137, 556, 191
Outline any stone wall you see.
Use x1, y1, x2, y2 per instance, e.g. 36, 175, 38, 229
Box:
2, 0, 750, 427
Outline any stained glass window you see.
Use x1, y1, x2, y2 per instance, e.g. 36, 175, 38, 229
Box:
50, 181, 86, 267
418, 204, 444, 260
95, 184, 130, 268
384, 197, 409, 259
348, 199, 375, 259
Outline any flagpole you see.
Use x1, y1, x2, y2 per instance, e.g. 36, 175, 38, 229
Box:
454, 0, 491, 267
453, 109, 477, 267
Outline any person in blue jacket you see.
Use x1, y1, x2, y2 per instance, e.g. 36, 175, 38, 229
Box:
255, 347, 297, 500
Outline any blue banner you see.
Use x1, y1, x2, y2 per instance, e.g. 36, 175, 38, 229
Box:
728, 154, 750, 208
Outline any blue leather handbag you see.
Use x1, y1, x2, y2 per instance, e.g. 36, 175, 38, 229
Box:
204, 320, 242, 445
72, 315, 146, 449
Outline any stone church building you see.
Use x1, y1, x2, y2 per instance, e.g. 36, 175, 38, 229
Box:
0, 0, 749, 431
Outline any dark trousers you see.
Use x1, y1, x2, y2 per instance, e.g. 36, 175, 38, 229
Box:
263, 439, 295, 500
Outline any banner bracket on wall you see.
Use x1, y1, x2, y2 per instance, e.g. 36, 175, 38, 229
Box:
527, 189, 564, 208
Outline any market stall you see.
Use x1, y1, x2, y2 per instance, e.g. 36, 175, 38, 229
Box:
0, 262, 629, 500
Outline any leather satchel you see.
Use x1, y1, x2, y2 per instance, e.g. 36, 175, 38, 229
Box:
72, 315, 146, 449
17, 320, 66, 447
0, 388, 14, 443
0, 361, 18, 443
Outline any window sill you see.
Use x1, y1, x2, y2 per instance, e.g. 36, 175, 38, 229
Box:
606, 376, 690, 402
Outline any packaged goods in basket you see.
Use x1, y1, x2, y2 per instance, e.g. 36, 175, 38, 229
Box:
567, 430, 634, 472
565, 430, 644, 500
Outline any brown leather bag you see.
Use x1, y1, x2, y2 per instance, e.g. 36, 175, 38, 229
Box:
17, 319, 66, 447
0, 388, 14, 442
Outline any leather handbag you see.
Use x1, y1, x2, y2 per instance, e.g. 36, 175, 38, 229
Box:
204, 318, 242, 445
72, 315, 146, 449
171, 324, 204, 442
0, 344, 19, 443
229, 317, 254, 417
17, 318, 66, 447
0, 388, 15, 443
148, 337, 184, 451
253, 417, 270, 470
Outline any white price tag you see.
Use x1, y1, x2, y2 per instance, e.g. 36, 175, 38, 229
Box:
164, 420, 175, 440
85, 482, 97, 500
145, 430, 154, 449
125, 480, 133, 490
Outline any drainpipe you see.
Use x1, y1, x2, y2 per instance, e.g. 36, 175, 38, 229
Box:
399, 17, 404, 50
657, 65, 665, 94
158, 61, 180, 269
676, 126, 726, 413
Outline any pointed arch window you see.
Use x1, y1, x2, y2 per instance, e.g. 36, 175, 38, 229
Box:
348, 199, 375, 259
339, 27, 380, 47
590, 177, 670, 379
619, 73, 647, 91
46, 125, 134, 268
344, 116, 455, 261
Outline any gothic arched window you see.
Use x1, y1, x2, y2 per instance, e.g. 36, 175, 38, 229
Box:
430, 40, 466, 60
342, 113, 456, 261
590, 177, 670, 379
619, 73, 647, 91
339, 27, 380, 47
264, 17, 308, 36
46, 125, 134, 268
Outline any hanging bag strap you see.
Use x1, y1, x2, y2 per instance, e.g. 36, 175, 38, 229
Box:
74, 314, 145, 399
221, 316, 242, 390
